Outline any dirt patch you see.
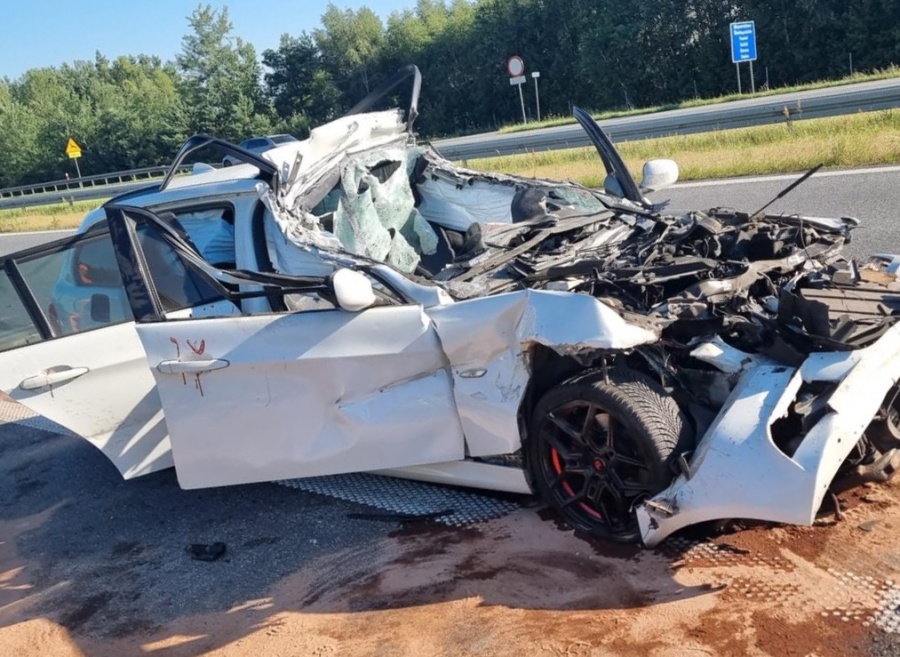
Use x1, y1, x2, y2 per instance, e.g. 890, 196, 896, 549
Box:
6, 497, 900, 656
753, 610, 870, 657
5, 417, 900, 656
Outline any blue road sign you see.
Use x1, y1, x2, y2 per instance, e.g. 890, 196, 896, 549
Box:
730, 21, 757, 63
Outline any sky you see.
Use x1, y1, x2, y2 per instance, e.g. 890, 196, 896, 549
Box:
0, 0, 417, 80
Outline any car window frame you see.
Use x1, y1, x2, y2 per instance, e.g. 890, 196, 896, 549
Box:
0, 261, 50, 352
106, 204, 339, 324
141, 200, 237, 265
0, 229, 125, 351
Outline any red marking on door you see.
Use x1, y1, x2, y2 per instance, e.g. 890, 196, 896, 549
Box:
169, 337, 186, 385
186, 339, 205, 356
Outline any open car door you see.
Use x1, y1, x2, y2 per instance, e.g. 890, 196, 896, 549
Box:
108, 205, 466, 490
0, 229, 171, 478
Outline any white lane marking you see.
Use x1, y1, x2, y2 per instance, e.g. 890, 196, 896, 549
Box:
672, 165, 900, 189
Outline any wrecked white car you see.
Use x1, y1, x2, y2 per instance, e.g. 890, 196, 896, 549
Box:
1, 66, 898, 547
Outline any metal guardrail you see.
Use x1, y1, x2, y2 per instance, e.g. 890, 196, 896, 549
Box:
0, 166, 169, 201
0, 165, 198, 211
434, 77, 900, 160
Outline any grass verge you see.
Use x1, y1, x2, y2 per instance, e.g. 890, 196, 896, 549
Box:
0, 199, 106, 233
499, 66, 900, 135
472, 110, 900, 188
4, 109, 899, 233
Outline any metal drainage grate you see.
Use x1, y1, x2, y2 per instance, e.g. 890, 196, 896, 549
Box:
278, 472, 522, 527
874, 587, 900, 633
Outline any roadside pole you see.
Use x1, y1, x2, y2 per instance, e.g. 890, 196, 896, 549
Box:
507, 56, 528, 124
532, 71, 542, 121
517, 79, 527, 123
65, 138, 83, 187
736, 64, 742, 94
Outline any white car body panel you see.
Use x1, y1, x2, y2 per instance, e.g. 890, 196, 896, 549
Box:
428, 290, 658, 457
0, 322, 172, 478
637, 320, 900, 546
0, 300, 244, 479
137, 305, 467, 489
131, 284, 657, 491
375, 460, 532, 494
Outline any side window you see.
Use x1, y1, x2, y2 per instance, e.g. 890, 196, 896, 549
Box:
136, 225, 226, 312
14, 232, 134, 337
73, 235, 128, 287
0, 270, 42, 352
173, 207, 236, 267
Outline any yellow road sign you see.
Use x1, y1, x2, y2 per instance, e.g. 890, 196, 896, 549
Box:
65, 138, 82, 159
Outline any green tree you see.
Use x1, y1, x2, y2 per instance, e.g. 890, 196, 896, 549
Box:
262, 33, 341, 133
91, 55, 188, 172
176, 4, 272, 140
0, 82, 40, 187
314, 4, 385, 104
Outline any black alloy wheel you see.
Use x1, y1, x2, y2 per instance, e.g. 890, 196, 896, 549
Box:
528, 368, 691, 543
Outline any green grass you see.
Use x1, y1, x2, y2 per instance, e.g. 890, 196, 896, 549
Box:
0, 199, 105, 233
473, 109, 900, 188
499, 65, 900, 135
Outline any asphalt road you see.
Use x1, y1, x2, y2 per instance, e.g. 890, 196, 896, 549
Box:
2, 166, 898, 260
0, 416, 396, 648
653, 164, 900, 261
0, 229, 77, 257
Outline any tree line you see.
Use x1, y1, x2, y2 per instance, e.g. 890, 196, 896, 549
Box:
1, 0, 898, 188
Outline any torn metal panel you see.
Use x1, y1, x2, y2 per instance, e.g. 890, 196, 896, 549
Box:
689, 336, 774, 375
637, 365, 805, 546
638, 320, 900, 547
428, 290, 658, 457
266, 110, 411, 209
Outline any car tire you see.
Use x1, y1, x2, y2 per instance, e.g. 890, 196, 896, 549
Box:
527, 367, 691, 543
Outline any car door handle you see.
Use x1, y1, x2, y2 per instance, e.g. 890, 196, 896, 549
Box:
20, 366, 90, 391
156, 359, 230, 375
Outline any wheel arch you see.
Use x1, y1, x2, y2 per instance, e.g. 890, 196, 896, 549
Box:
518, 345, 657, 436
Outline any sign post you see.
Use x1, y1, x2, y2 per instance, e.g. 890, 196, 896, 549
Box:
507, 56, 528, 124
532, 71, 541, 121
730, 21, 758, 94
65, 138, 83, 181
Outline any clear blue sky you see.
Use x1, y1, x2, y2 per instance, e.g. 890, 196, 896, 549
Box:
0, 0, 417, 80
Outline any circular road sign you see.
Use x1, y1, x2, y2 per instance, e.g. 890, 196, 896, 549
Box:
507, 56, 525, 78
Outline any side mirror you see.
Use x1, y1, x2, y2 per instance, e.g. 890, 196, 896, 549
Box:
332, 269, 376, 312
90, 293, 111, 324
639, 159, 679, 193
